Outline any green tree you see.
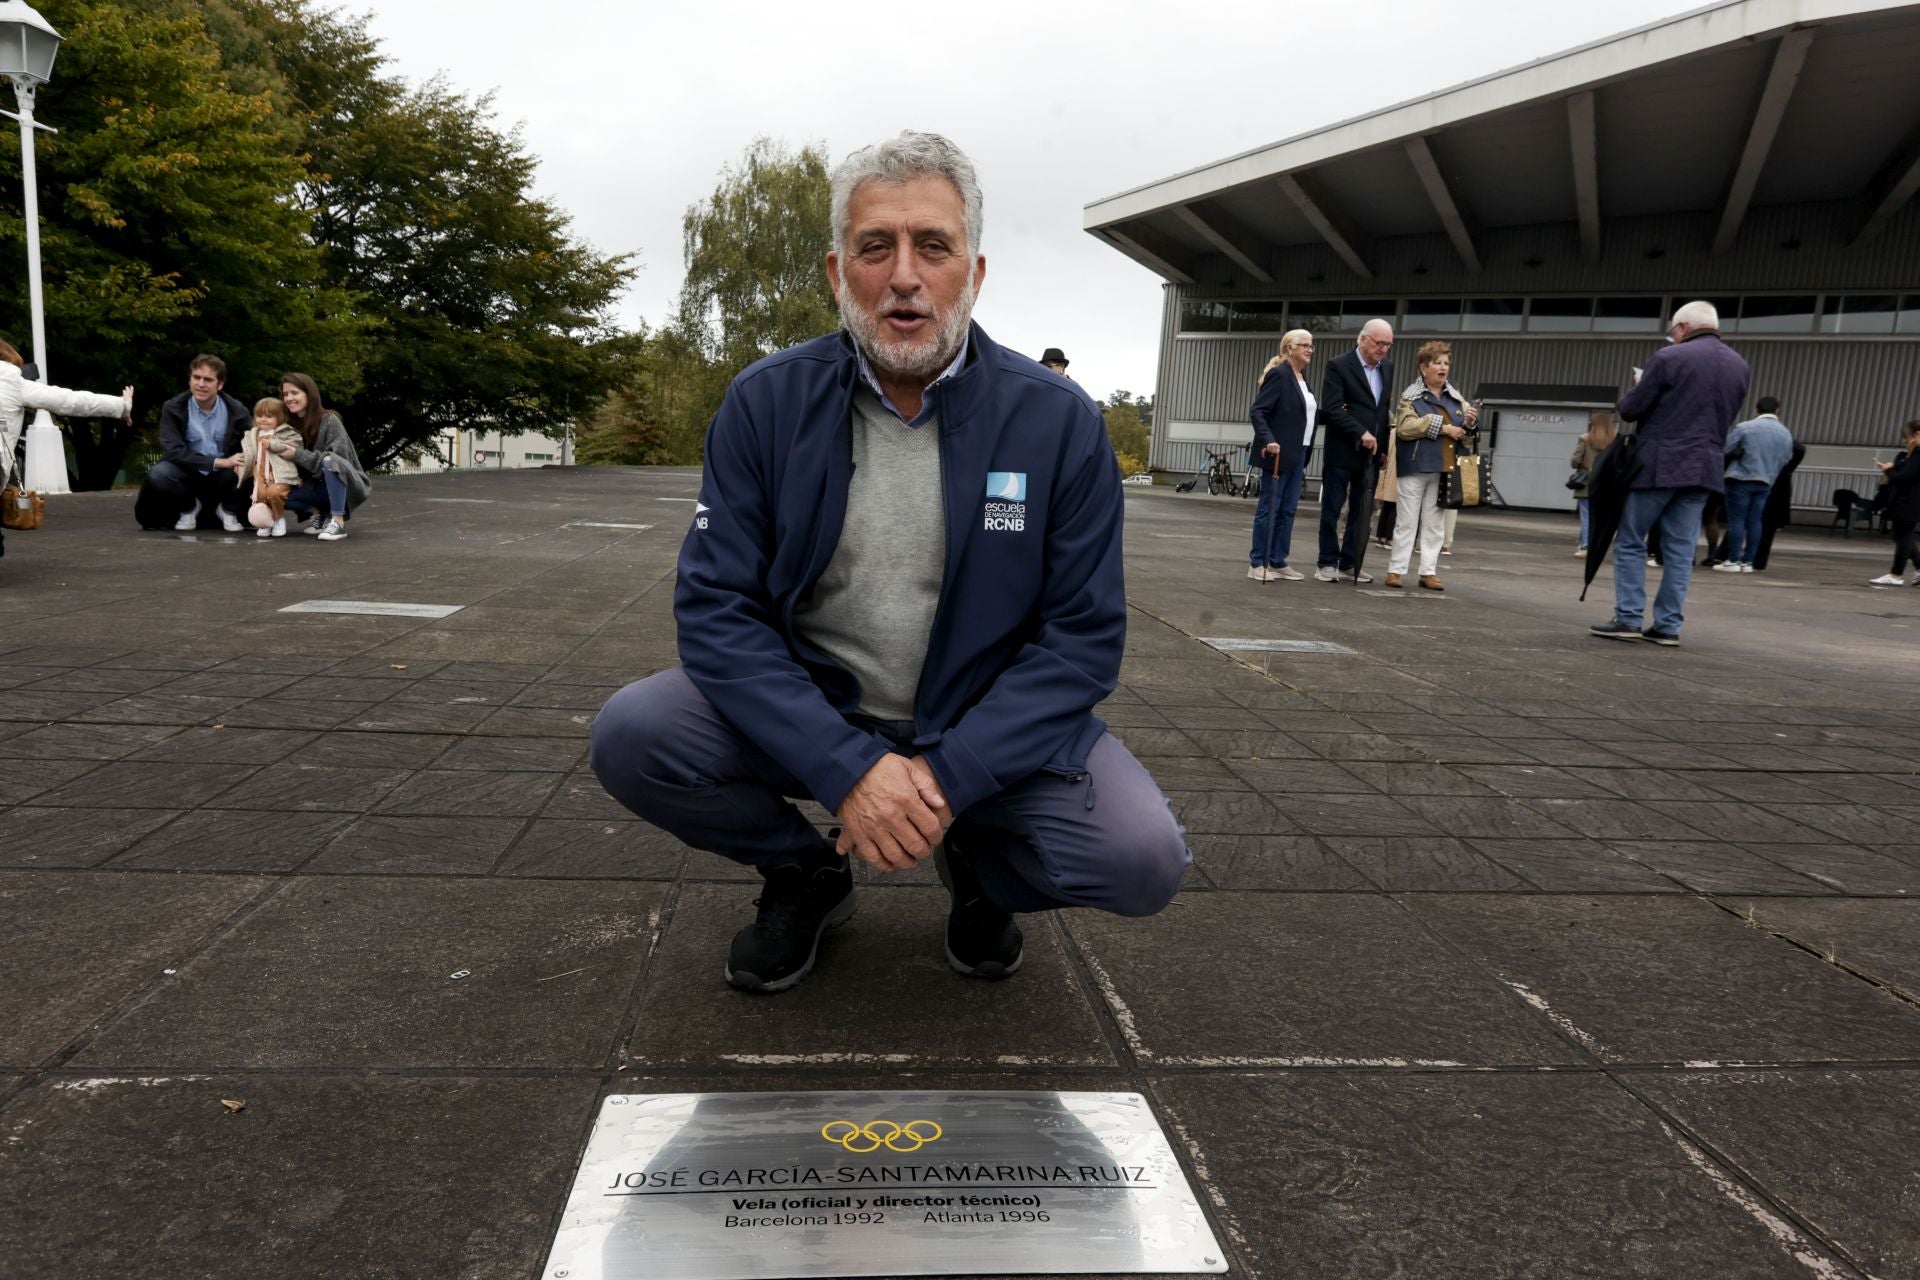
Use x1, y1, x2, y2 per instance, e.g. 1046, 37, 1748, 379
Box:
220, 0, 635, 471
0, 0, 363, 488
1102, 391, 1152, 474
579, 137, 839, 468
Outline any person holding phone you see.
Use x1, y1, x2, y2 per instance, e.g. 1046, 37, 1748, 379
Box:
1869, 418, 1920, 587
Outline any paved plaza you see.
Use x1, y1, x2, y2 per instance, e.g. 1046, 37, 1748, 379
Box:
2, 466, 1916, 1280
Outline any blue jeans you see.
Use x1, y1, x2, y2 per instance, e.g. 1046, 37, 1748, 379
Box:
1577, 497, 1591, 547
590, 668, 1190, 917
284, 456, 350, 519
1250, 465, 1304, 568
1317, 464, 1369, 571
1614, 486, 1709, 635
1724, 479, 1769, 564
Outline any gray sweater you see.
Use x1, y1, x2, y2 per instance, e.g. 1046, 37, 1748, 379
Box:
290, 411, 373, 511
792, 389, 946, 721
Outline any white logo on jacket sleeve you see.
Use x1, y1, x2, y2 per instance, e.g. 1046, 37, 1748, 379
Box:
694, 501, 709, 530
983, 472, 1027, 532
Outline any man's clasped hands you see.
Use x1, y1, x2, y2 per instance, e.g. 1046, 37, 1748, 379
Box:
835, 753, 951, 872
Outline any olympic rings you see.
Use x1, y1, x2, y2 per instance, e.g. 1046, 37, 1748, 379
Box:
819, 1119, 944, 1153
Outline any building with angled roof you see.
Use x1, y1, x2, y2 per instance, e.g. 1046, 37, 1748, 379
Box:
1085, 0, 1920, 511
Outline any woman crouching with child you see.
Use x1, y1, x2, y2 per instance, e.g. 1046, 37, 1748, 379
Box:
276, 372, 370, 541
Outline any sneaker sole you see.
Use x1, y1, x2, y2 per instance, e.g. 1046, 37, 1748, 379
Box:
1644, 635, 1681, 647
724, 890, 856, 994
944, 938, 1024, 980
1589, 629, 1644, 642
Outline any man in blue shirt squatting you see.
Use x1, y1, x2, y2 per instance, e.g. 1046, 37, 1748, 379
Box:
591, 131, 1189, 993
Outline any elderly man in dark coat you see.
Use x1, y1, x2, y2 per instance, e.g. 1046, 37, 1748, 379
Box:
1591, 300, 1750, 645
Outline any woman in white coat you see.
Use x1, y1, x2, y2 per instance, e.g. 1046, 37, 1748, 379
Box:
0, 338, 133, 555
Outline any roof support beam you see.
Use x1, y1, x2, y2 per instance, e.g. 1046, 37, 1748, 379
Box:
1171, 203, 1274, 283
1567, 91, 1601, 263
1402, 135, 1481, 273
1095, 224, 1196, 284
1853, 122, 1920, 245
1275, 172, 1372, 280
1713, 28, 1815, 256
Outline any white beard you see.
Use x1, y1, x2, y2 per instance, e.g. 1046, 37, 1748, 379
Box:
839, 268, 976, 379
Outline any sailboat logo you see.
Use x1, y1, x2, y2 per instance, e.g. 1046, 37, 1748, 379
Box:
985, 472, 1027, 503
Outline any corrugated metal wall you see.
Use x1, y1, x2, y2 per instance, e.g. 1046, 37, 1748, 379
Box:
1146, 202, 1920, 494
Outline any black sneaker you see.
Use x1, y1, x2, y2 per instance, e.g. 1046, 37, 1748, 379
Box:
1642, 628, 1681, 647
935, 839, 1022, 979
1588, 620, 1643, 641
725, 857, 855, 993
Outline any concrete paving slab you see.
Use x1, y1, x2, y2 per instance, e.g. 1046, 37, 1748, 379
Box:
1604, 840, 1837, 895
1629, 1067, 1920, 1279
0, 721, 181, 760
1729, 898, 1920, 1000
1187, 834, 1376, 890
0, 872, 266, 1068
1408, 894, 1920, 1064
1320, 836, 1531, 891
0, 1075, 597, 1280
497, 819, 690, 879
1069, 892, 1580, 1067
1464, 839, 1687, 892
108, 809, 356, 872
628, 885, 1115, 1068
304, 815, 529, 875
0, 807, 182, 869
1154, 1071, 1854, 1280
373, 768, 564, 817
1739, 843, 1920, 894
75, 878, 664, 1069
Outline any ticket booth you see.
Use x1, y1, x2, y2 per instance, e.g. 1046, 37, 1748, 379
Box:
1472, 383, 1620, 511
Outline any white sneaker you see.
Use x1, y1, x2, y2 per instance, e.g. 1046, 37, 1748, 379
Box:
300, 512, 325, 536
218, 508, 245, 533
317, 518, 348, 542
271, 515, 288, 538
1711, 562, 1742, 573
1739, 563, 1755, 573
1313, 566, 1340, 582
1351, 570, 1375, 584
1574, 546, 1588, 556
1248, 565, 1269, 581
1270, 566, 1305, 581
256, 526, 272, 539
1868, 573, 1906, 586
174, 501, 201, 532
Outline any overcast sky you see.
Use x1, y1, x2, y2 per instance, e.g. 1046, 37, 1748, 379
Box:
359, 0, 1702, 404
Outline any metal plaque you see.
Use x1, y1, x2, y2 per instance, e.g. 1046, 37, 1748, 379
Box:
1199, 637, 1354, 655
568, 522, 656, 531
278, 599, 465, 619
543, 1090, 1227, 1280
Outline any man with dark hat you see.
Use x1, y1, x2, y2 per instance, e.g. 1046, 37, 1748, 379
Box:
1040, 348, 1071, 378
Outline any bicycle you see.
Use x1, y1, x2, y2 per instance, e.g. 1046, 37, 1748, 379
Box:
1200, 448, 1243, 497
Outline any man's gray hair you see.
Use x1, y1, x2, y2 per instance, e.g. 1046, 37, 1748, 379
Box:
1671, 300, 1720, 330
830, 131, 984, 257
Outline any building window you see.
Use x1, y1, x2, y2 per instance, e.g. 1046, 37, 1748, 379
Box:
1179, 300, 1231, 332
1738, 295, 1817, 333
1701, 298, 1742, 333
1340, 299, 1397, 331
1593, 297, 1664, 333
1900, 296, 1920, 335
524, 452, 554, 462
1289, 302, 1340, 333
1462, 298, 1524, 333
1528, 297, 1593, 333
1229, 300, 1288, 332
1402, 298, 1462, 333
1819, 295, 1899, 335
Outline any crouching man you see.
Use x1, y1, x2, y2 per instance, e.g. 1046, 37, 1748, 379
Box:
590, 131, 1188, 993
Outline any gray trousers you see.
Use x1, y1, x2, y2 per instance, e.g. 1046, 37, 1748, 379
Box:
590, 668, 1189, 916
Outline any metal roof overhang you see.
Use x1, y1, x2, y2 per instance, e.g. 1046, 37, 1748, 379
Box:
1085, 0, 1920, 282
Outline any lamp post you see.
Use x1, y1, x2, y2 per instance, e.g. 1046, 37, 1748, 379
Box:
0, 0, 66, 494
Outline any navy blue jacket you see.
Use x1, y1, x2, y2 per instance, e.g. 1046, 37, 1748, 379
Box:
1248, 364, 1321, 475
674, 324, 1124, 817
1616, 331, 1750, 492
1320, 350, 1393, 472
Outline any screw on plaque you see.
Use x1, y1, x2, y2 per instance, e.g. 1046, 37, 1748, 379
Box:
608, 1097, 627, 1106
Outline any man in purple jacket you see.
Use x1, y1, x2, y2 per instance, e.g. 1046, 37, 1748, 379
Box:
590, 132, 1188, 995
1591, 300, 1751, 646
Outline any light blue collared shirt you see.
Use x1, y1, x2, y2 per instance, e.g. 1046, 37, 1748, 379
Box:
852, 335, 970, 428
186, 395, 228, 474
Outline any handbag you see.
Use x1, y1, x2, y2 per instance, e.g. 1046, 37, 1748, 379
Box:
1566, 468, 1591, 491
1, 484, 44, 530
1438, 439, 1490, 510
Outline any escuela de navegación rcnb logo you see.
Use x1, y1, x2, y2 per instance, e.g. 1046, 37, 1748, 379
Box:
984, 472, 1026, 531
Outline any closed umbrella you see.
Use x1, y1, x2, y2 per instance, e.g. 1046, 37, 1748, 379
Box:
1580, 433, 1644, 600
1348, 449, 1381, 581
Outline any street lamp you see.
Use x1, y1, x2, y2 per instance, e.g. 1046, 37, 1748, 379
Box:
0, 0, 66, 494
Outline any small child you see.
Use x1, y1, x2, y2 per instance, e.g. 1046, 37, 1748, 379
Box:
235, 397, 304, 538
